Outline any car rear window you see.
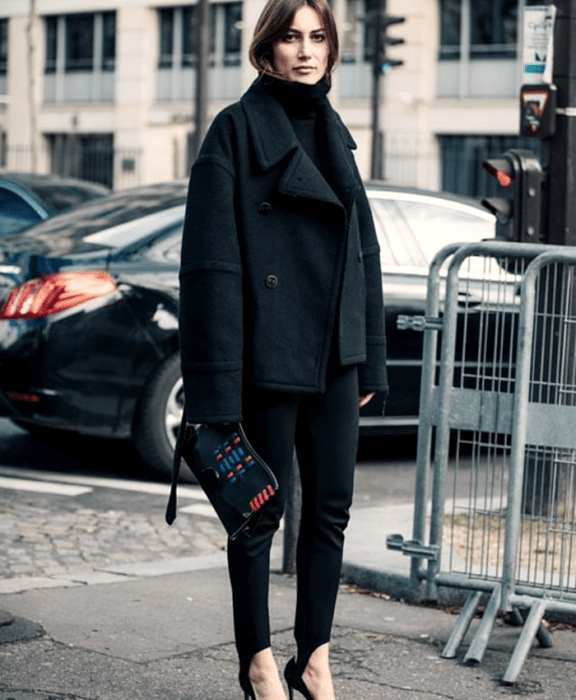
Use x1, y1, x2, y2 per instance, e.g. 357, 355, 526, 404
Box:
22, 182, 109, 212
0, 189, 42, 234
84, 206, 185, 248
0, 183, 188, 256
370, 195, 495, 269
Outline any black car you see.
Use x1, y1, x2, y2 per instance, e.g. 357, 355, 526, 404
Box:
0, 172, 109, 235
0, 181, 496, 479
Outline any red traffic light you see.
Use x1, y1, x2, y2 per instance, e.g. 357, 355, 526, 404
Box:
481, 149, 543, 243
483, 158, 515, 188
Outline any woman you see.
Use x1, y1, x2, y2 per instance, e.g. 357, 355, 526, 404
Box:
179, 0, 388, 698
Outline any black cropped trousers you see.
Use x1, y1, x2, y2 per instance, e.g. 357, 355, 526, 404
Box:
227, 364, 359, 673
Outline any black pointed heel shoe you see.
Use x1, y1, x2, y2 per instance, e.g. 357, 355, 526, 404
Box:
239, 669, 256, 700
284, 657, 313, 700
240, 678, 256, 700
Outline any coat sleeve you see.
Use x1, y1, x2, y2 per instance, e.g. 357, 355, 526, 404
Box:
179, 114, 244, 423
356, 183, 389, 400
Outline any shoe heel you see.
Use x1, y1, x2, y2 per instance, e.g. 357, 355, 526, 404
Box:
239, 669, 255, 700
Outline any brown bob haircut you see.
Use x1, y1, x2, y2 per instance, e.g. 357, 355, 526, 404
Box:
249, 0, 339, 78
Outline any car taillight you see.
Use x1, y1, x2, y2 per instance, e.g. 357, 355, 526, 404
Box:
0, 271, 117, 320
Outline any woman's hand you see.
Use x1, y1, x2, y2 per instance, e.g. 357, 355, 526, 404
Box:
358, 392, 376, 408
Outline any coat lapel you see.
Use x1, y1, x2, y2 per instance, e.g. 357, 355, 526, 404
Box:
277, 148, 342, 206
241, 79, 354, 209
321, 106, 361, 215
241, 79, 298, 170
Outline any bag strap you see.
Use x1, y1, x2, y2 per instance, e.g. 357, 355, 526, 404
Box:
165, 406, 188, 525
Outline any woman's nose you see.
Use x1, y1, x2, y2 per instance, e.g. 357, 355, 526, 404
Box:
298, 38, 312, 57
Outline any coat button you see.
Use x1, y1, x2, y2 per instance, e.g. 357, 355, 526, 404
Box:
258, 202, 272, 215
265, 275, 278, 289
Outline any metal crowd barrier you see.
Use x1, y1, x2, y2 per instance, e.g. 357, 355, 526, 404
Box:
388, 241, 576, 683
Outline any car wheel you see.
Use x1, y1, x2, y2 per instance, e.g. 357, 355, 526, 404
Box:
133, 352, 196, 482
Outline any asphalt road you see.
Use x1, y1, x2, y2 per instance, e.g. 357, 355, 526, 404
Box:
0, 416, 421, 503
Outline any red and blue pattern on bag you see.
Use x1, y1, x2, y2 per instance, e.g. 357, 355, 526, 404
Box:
213, 431, 276, 512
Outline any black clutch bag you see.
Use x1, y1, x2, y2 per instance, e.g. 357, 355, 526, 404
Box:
165, 412, 279, 540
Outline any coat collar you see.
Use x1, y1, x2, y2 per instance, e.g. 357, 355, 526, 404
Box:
241, 78, 360, 210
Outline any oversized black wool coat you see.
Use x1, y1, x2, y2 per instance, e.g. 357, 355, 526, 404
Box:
179, 77, 388, 423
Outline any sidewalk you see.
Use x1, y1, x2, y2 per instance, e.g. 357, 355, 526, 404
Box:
2, 558, 576, 699
1, 465, 576, 698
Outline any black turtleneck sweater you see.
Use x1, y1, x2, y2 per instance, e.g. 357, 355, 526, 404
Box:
262, 77, 331, 178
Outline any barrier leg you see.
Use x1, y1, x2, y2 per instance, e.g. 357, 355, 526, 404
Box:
464, 584, 502, 665
514, 606, 554, 649
536, 620, 554, 649
502, 600, 547, 685
441, 590, 483, 659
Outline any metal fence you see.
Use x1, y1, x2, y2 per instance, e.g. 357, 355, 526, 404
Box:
0, 132, 541, 197
388, 241, 576, 683
0, 142, 142, 190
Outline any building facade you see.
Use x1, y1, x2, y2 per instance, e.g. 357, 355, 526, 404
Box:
0, 0, 543, 195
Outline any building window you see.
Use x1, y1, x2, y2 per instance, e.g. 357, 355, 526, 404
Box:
0, 131, 6, 167
471, 0, 519, 58
223, 3, 242, 65
102, 12, 116, 71
0, 18, 7, 77
66, 14, 94, 71
159, 8, 174, 68
362, 0, 378, 63
158, 3, 241, 69
45, 16, 57, 74
440, 0, 543, 61
338, 0, 384, 64
340, 0, 400, 66
44, 12, 116, 74
0, 18, 7, 99
182, 5, 216, 67
439, 0, 461, 60
46, 133, 114, 189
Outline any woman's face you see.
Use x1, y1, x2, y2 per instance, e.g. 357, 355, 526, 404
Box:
272, 5, 329, 84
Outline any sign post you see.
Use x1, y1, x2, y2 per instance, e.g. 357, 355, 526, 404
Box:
520, 3, 576, 518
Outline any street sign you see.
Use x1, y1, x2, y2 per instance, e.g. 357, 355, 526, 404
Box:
520, 83, 557, 137
522, 5, 556, 84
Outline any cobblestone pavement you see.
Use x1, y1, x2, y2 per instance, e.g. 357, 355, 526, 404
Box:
0, 482, 227, 581
0, 434, 413, 588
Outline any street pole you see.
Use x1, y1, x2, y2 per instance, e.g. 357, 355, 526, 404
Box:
522, 1, 576, 516
546, 0, 576, 246
370, 0, 384, 180
193, 0, 210, 160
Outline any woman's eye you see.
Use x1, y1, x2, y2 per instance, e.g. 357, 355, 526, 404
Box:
283, 32, 298, 42
312, 33, 326, 42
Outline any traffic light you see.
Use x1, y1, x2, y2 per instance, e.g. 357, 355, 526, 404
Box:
482, 149, 544, 243
372, 12, 405, 75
